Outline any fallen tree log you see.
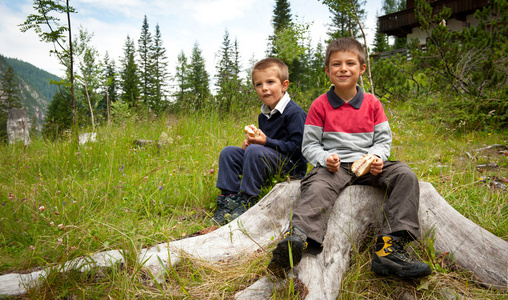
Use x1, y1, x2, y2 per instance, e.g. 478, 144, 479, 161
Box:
0, 181, 506, 297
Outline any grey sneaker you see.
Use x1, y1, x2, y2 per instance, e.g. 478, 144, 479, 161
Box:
229, 193, 258, 220
211, 194, 238, 225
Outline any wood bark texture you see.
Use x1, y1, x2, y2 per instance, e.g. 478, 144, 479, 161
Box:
0, 181, 506, 298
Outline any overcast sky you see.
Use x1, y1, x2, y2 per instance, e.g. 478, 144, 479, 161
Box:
0, 0, 383, 85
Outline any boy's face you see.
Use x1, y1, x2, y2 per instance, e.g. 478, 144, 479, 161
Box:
252, 67, 289, 110
325, 50, 366, 96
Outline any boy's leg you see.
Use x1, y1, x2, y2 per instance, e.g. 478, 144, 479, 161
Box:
353, 161, 431, 278
213, 146, 244, 225
292, 166, 351, 245
268, 166, 351, 275
354, 161, 420, 238
239, 144, 289, 197
216, 146, 244, 194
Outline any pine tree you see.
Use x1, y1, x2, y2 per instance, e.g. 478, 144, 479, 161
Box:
120, 35, 140, 107
102, 52, 117, 122
0, 66, 22, 142
268, 0, 293, 56
215, 29, 233, 91
138, 15, 153, 108
215, 29, 242, 113
173, 51, 190, 111
188, 42, 210, 111
373, 15, 389, 53
150, 23, 169, 113
0, 66, 22, 110
325, 0, 366, 40
43, 86, 73, 139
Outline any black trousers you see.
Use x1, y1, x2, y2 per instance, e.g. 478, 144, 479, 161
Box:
292, 161, 420, 245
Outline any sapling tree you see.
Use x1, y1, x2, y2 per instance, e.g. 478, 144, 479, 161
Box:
320, 0, 374, 94
19, 0, 77, 127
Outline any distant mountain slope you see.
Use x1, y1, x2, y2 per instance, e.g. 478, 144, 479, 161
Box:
0, 55, 61, 123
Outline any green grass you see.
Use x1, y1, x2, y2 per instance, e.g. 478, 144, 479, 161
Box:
0, 105, 507, 299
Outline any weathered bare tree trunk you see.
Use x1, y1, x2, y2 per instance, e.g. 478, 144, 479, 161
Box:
0, 181, 506, 297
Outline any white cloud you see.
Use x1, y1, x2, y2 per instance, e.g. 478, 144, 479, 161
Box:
182, 0, 259, 26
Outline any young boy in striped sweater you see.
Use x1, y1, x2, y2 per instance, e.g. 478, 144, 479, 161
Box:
268, 38, 431, 279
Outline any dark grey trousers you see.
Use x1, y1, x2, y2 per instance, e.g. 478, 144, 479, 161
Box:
292, 161, 420, 246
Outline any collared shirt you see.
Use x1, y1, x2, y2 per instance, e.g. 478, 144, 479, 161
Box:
302, 86, 392, 166
326, 86, 364, 109
261, 92, 291, 119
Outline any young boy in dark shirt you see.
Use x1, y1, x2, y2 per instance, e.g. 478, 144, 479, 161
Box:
212, 58, 307, 225
268, 38, 431, 278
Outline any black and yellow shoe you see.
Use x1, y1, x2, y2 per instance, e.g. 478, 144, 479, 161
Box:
267, 226, 308, 277
371, 235, 431, 278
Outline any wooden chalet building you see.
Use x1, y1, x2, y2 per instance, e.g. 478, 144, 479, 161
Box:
378, 0, 490, 44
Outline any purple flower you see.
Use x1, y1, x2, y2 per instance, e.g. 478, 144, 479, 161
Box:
159, 186, 163, 191
119, 165, 124, 171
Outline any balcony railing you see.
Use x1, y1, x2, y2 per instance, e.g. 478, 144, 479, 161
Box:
379, 0, 490, 36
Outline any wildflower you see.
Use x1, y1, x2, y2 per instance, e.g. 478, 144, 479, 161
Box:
210, 169, 215, 174
1, 202, 5, 206
55, 211, 60, 215
73, 200, 77, 204
39, 206, 46, 212
159, 186, 163, 191
119, 165, 124, 171
50, 221, 54, 226
63, 201, 66, 205
57, 224, 65, 230
29, 245, 35, 251
57, 238, 63, 245
56, 190, 61, 194
71, 246, 77, 251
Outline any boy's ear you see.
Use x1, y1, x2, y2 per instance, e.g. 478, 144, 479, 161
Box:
360, 64, 367, 75
282, 79, 289, 91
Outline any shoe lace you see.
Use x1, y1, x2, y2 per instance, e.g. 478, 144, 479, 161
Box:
216, 194, 235, 207
390, 239, 413, 262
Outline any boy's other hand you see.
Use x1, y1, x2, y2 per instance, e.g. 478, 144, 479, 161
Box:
246, 129, 267, 146
242, 139, 251, 150
370, 156, 384, 175
326, 154, 340, 173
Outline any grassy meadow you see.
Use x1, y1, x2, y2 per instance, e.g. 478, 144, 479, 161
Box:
0, 102, 507, 299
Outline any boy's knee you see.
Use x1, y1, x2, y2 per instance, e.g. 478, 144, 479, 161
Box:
244, 144, 265, 158
220, 146, 241, 159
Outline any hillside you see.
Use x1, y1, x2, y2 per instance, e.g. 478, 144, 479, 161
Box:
0, 55, 61, 124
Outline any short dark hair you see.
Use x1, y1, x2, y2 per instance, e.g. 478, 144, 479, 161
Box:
325, 38, 366, 67
251, 58, 289, 85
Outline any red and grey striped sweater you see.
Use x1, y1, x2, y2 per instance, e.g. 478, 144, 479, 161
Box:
302, 86, 392, 167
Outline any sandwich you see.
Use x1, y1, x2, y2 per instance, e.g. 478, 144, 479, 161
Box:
244, 124, 260, 137
351, 154, 376, 177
